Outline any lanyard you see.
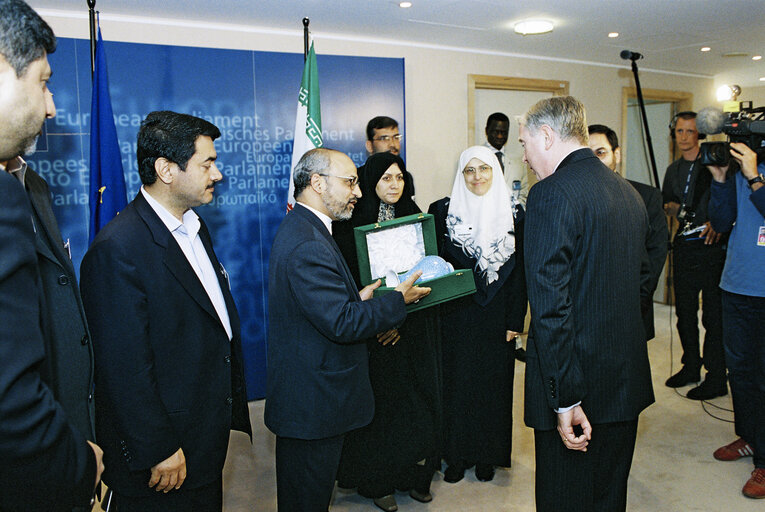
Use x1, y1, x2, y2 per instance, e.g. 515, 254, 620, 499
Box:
679, 159, 697, 211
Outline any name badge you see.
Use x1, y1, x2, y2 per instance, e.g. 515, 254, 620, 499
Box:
758, 226, 765, 247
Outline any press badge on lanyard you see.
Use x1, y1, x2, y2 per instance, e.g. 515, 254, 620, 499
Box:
758, 226, 765, 247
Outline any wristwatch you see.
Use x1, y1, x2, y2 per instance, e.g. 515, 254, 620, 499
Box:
747, 174, 764, 187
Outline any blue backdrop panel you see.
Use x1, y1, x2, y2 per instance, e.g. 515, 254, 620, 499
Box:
24, 38, 405, 399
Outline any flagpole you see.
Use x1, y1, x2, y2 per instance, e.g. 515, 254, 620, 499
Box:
87, 0, 96, 77
303, 17, 309, 62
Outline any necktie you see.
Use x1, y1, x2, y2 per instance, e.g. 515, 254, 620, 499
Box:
495, 151, 504, 173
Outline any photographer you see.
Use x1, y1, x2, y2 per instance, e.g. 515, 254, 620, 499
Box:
662, 111, 727, 400
707, 142, 765, 499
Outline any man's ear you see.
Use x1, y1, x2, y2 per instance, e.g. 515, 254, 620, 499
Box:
310, 172, 325, 194
365, 140, 374, 155
155, 158, 175, 185
614, 147, 622, 167
540, 125, 555, 150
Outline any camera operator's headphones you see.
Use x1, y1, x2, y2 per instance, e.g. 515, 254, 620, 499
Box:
669, 111, 706, 140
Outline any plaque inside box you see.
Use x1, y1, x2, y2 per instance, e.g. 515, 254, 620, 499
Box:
353, 213, 476, 312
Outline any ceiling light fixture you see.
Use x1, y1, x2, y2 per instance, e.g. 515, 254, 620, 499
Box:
608, 32, 619, 38
701, 47, 711, 52
753, 55, 762, 61
399, 1, 412, 7
514, 19, 554, 36
760, 77, 765, 82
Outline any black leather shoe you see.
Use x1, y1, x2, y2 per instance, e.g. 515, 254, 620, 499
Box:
443, 464, 465, 483
665, 366, 700, 388
409, 488, 433, 503
515, 347, 526, 362
475, 463, 495, 482
687, 379, 728, 400
373, 494, 398, 512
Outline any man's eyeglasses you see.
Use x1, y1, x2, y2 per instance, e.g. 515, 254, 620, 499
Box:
372, 134, 403, 142
318, 173, 359, 188
462, 164, 492, 177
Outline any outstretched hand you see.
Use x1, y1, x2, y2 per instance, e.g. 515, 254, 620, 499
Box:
394, 270, 431, 304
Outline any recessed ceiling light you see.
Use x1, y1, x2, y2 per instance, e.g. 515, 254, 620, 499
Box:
753, 55, 763, 61
760, 77, 765, 82
514, 19, 554, 36
701, 47, 711, 52
608, 32, 619, 38
399, 1, 412, 7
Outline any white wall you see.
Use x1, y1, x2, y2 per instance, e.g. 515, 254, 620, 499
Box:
40, 12, 718, 210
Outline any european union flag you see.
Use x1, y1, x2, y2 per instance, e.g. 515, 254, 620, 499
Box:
88, 22, 126, 244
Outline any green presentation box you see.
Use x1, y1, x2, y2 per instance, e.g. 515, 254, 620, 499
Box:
353, 212, 476, 313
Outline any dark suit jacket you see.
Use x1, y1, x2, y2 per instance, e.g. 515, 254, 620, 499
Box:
265, 204, 408, 440
25, 168, 95, 441
524, 148, 655, 431
80, 192, 252, 497
628, 179, 669, 341
0, 171, 95, 511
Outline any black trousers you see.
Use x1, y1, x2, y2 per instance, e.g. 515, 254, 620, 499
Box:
534, 419, 638, 512
672, 241, 726, 379
275, 434, 345, 512
108, 476, 222, 512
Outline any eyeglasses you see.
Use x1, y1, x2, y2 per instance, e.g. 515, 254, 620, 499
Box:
318, 173, 359, 188
372, 134, 403, 142
462, 164, 492, 177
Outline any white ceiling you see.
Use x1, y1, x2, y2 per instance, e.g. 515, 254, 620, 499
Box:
31, 0, 765, 88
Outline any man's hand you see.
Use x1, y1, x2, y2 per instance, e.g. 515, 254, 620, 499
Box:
376, 329, 400, 346
557, 405, 592, 452
700, 221, 722, 245
730, 142, 758, 180
663, 201, 680, 217
87, 441, 104, 490
149, 448, 186, 493
506, 330, 520, 342
359, 279, 382, 301
707, 163, 729, 183
394, 270, 431, 305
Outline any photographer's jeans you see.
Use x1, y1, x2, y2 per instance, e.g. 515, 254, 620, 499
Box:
721, 290, 765, 468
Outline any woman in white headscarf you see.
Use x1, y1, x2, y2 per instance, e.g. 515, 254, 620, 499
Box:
428, 145, 527, 483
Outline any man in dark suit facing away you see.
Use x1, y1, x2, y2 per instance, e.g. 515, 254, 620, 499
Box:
0, 1, 104, 510
80, 111, 252, 511
520, 96, 655, 512
266, 148, 430, 511
588, 123, 669, 340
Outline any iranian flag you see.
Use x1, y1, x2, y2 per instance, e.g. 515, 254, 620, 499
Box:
286, 41, 322, 211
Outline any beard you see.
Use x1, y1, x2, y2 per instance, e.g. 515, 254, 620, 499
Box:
22, 135, 39, 156
322, 184, 354, 221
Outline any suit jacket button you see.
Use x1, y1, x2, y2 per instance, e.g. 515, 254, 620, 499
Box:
226, 397, 233, 405
224, 355, 231, 363
57, 275, 70, 285
81, 334, 89, 345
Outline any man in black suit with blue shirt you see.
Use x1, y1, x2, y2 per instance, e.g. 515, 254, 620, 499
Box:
520, 96, 654, 512
266, 148, 429, 512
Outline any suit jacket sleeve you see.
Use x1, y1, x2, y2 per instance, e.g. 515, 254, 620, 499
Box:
643, 187, 668, 297
524, 183, 585, 410
286, 237, 406, 343
0, 174, 95, 510
80, 237, 180, 471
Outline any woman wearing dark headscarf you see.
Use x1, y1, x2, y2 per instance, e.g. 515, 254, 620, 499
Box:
427, 145, 527, 483
333, 152, 441, 512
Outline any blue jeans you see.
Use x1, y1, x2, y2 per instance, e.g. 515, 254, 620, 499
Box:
722, 290, 765, 468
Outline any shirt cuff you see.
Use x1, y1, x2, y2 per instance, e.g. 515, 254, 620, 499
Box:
554, 401, 581, 414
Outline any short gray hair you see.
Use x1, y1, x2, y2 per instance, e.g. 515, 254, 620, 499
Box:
293, 148, 332, 198
521, 96, 589, 145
